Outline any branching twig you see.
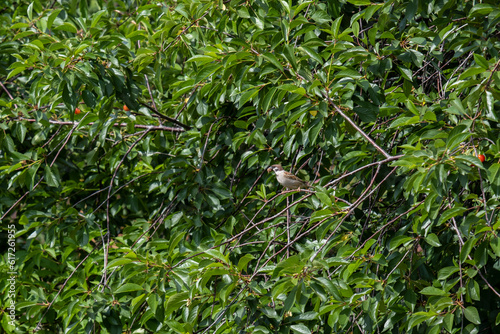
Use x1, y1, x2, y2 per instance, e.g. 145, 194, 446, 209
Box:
313, 167, 398, 262
50, 113, 89, 167
101, 130, 151, 288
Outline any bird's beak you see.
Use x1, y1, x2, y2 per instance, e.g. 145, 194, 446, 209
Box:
267, 167, 272, 172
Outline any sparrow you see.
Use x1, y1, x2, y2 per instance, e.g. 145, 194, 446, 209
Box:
267, 164, 309, 190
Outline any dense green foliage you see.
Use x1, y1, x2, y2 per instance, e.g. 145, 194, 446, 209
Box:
1, 0, 500, 333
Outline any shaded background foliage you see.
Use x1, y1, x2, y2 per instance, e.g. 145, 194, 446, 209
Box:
1, 0, 500, 333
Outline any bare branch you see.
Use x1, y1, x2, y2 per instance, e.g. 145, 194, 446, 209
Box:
323, 93, 392, 159
139, 102, 192, 130
17, 117, 186, 132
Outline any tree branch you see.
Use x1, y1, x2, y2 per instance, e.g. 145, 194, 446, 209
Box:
323, 93, 392, 158
16, 118, 185, 132
139, 102, 192, 130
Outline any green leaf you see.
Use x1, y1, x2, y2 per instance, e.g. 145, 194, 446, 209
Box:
107, 258, 134, 268
294, 1, 314, 16
205, 249, 229, 265
437, 206, 467, 226
291, 324, 311, 334
389, 116, 419, 128
488, 164, 500, 195
90, 10, 107, 28
460, 238, 478, 262
331, 16, 343, 38
279, 0, 290, 14
444, 313, 454, 331
420, 287, 448, 296
195, 64, 222, 83
16, 123, 27, 143
239, 88, 259, 107
47, 9, 62, 29
310, 208, 334, 223
53, 22, 78, 33
237, 254, 254, 272
469, 4, 496, 17
166, 292, 189, 315
389, 236, 413, 251
278, 84, 305, 95
27, 2, 34, 21
335, 69, 362, 79
262, 53, 283, 71
473, 53, 489, 70
399, 66, 413, 81
308, 118, 323, 144
467, 279, 480, 301
464, 306, 481, 325
490, 237, 500, 257
7, 66, 27, 80
425, 233, 441, 247
311, 10, 331, 24
455, 155, 483, 169
261, 87, 277, 113
301, 46, 323, 64
346, 0, 371, 5
486, 90, 494, 117
82, 90, 96, 108
283, 45, 297, 70
211, 186, 231, 199
169, 232, 186, 257
459, 67, 485, 79
236, 7, 250, 18
44, 165, 60, 188
315, 190, 332, 207
186, 55, 216, 64
273, 255, 303, 278
446, 125, 471, 151
115, 283, 144, 293
438, 266, 459, 280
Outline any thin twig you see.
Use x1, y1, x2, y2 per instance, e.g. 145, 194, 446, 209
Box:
1, 177, 44, 220
139, 102, 191, 130
323, 93, 392, 158
325, 155, 402, 188
0, 80, 18, 108
50, 113, 89, 167
35, 242, 101, 332
101, 130, 151, 288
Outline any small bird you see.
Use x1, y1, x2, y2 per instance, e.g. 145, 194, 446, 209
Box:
267, 164, 309, 190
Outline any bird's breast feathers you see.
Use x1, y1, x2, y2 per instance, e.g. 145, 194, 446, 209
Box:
275, 170, 307, 189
